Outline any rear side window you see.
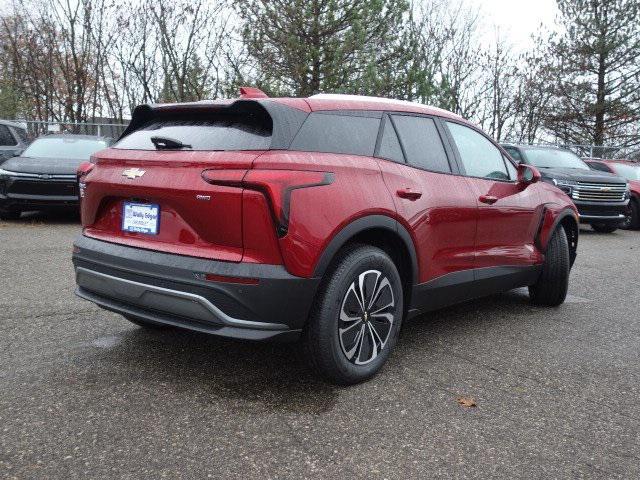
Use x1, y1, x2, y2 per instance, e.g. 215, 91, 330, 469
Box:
115, 116, 272, 151
0, 125, 16, 146
391, 115, 451, 173
289, 112, 380, 156
377, 115, 404, 163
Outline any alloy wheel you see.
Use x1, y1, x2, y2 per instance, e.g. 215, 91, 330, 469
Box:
338, 269, 396, 365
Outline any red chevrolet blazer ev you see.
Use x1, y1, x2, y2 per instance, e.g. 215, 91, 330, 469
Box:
73, 91, 579, 384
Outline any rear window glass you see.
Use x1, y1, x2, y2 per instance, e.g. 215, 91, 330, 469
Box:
289, 112, 380, 156
392, 115, 451, 173
115, 116, 272, 151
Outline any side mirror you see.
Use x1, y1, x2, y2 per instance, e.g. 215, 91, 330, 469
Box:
517, 163, 541, 185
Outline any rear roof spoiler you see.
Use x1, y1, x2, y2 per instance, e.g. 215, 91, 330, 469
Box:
119, 99, 308, 150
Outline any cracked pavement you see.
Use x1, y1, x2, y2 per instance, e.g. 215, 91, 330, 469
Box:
1, 212, 639, 479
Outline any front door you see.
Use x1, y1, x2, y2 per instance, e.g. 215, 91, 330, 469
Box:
443, 121, 542, 270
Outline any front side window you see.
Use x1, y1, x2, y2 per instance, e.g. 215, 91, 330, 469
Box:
391, 115, 451, 173
447, 122, 509, 180
290, 112, 380, 156
0, 125, 16, 146
22, 137, 108, 160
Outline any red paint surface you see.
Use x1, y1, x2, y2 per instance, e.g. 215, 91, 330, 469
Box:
80, 95, 577, 285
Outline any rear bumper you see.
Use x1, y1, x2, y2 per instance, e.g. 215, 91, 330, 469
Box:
72, 235, 320, 341
574, 200, 628, 225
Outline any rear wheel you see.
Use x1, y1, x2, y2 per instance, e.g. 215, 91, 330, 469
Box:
591, 223, 618, 233
529, 227, 570, 307
303, 244, 404, 385
0, 208, 21, 221
621, 199, 639, 230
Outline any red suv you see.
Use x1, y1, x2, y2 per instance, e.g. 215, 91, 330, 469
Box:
73, 91, 579, 384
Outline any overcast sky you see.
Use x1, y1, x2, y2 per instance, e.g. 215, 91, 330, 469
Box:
0, 0, 559, 52
470, 0, 558, 50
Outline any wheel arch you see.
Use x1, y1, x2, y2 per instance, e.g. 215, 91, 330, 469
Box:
537, 207, 578, 267
312, 215, 419, 287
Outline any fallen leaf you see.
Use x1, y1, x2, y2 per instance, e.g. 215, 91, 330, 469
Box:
457, 396, 477, 408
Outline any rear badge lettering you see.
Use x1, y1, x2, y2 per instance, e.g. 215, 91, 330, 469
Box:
196, 194, 211, 201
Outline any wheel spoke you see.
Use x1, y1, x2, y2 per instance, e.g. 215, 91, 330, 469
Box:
338, 269, 397, 366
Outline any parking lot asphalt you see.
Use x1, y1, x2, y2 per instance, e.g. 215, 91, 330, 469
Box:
1, 213, 639, 479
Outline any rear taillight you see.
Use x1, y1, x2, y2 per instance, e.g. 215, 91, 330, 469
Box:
202, 169, 333, 236
77, 161, 95, 199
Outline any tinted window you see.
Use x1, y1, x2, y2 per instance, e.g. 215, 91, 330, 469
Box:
504, 146, 523, 162
392, 115, 450, 172
447, 122, 509, 180
290, 112, 380, 156
0, 125, 16, 146
116, 116, 272, 151
22, 137, 108, 160
377, 115, 404, 163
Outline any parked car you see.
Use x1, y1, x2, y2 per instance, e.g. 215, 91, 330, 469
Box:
0, 134, 112, 220
502, 144, 629, 233
73, 91, 579, 384
585, 159, 640, 230
0, 120, 29, 163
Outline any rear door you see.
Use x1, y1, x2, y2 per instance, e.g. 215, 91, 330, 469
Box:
376, 113, 477, 283
443, 121, 542, 269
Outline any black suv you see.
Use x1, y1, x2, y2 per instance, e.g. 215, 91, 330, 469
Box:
502, 144, 629, 233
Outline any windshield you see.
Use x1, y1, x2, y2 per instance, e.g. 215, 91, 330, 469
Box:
524, 148, 590, 170
612, 163, 640, 181
22, 137, 107, 160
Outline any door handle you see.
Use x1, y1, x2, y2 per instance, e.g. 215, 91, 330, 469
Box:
479, 195, 498, 205
397, 188, 422, 200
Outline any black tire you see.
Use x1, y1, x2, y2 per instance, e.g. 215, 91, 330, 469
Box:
303, 244, 404, 385
529, 227, 570, 307
123, 314, 171, 330
591, 223, 618, 233
0, 208, 21, 221
621, 199, 640, 230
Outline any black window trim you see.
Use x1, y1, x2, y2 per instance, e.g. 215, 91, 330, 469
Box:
441, 118, 518, 184
373, 111, 461, 176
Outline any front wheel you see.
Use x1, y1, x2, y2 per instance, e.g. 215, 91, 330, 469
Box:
621, 200, 640, 230
303, 244, 404, 385
529, 227, 570, 307
591, 223, 618, 233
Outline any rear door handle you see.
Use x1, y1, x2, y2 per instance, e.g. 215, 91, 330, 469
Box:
479, 195, 498, 205
397, 188, 422, 201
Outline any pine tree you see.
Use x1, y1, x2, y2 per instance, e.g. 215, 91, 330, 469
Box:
545, 0, 640, 151
234, 0, 412, 97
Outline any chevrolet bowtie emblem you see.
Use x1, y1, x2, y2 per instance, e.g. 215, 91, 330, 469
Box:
122, 168, 146, 179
